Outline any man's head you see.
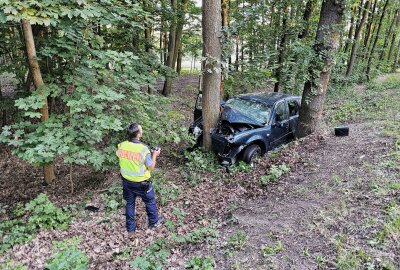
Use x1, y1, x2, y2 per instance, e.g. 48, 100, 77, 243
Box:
127, 123, 142, 140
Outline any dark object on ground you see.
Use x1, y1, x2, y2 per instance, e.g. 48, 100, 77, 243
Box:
85, 205, 100, 212
335, 126, 349, 136
190, 92, 301, 166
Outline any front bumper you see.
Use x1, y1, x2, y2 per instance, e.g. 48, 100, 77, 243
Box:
211, 133, 245, 165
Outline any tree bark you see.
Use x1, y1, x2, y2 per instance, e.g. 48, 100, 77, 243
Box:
364, 0, 378, 49
297, 0, 345, 138
344, 4, 358, 53
298, 0, 316, 39
366, 0, 390, 80
379, 8, 399, 61
274, 5, 289, 93
21, 20, 56, 184
202, 0, 222, 150
346, 0, 371, 76
162, 0, 177, 96
392, 38, 400, 72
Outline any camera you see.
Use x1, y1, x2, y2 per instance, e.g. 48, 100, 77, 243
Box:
151, 146, 161, 151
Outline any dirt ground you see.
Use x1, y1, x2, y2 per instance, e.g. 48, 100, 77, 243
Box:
0, 74, 399, 269
212, 120, 399, 269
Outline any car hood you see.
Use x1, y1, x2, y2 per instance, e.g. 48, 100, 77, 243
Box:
220, 106, 264, 127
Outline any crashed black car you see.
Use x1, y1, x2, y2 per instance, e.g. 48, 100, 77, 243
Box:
190, 92, 301, 166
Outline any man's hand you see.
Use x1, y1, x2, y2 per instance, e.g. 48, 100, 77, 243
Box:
153, 149, 161, 157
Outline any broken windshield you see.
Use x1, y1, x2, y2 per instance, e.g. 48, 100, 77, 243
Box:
225, 98, 272, 124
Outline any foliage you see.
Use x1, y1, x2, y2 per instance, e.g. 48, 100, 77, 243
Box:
0, 260, 27, 270
261, 240, 283, 257
185, 256, 214, 270
0, 193, 70, 254
184, 148, 219, 173
130, 225, 218, 270
151, 169, 182, 206
260, 164, 290, 185
100, 184, 123, 214
227, 230, 247, 250
376, 202, 400, 243
228, 161, 252, 174
25, 193, 70, 230
44, 237, 89, 270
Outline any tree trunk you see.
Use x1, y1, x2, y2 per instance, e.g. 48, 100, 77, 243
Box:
366, 0, 390, 80
274, 5, 289, 92
364, 0, 378, 49
296, 0, 345, 138
176, 48, 182, 74
344, 5, 357, 53
21, 20, 56, 184
298, 0, 315, 39
143, 0, 154, 94
379, 8, 399, 61
162, 0, 177, 96
346, 0, 371, 76
221, 0, 228, 98
392, 38, 400, 72
202, 0, 222, 150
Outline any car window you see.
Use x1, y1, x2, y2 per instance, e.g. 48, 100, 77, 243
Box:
226, 98, 272, 123
288, 100, 299, 117
275, 102, 289, 122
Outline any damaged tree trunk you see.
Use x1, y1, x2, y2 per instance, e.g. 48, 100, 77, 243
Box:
296, 0, 345, 138
22, 20, 56, 184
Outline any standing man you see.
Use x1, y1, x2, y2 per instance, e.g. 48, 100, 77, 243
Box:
116, 123, 165, 233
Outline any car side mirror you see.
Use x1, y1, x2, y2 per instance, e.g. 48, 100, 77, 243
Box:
273, 121, 283, 128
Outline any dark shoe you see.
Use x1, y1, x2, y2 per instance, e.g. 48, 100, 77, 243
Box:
149, 216, 166, 229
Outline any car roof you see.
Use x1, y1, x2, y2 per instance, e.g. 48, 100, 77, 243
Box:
235, 92, 301, 105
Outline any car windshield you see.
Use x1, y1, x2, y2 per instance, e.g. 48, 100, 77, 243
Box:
226, 98, 272, 123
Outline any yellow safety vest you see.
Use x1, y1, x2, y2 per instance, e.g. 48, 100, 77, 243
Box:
116, 141, 151, 182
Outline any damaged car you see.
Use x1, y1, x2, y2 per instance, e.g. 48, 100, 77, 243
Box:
190, 92, 301, 166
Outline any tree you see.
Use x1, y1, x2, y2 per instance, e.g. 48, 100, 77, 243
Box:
21, 20, 56, 184
297, 0, 345, 138
202, 0, 222, 149
346, 0, 371, 76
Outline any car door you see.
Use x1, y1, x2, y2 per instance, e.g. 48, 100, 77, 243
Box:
287, 98, 300, 137
270, 100, 290, 148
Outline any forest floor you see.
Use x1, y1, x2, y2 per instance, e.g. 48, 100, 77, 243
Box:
0, 74, 399, 269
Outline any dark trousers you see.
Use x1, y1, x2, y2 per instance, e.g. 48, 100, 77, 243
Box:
122, 179, 159, 232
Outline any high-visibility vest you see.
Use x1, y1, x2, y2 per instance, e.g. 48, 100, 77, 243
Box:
116, 141, 151, 182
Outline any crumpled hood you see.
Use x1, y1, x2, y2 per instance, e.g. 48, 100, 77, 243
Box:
220, 106, 264, 127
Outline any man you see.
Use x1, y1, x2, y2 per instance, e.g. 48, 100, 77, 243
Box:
116, 123, 164, 233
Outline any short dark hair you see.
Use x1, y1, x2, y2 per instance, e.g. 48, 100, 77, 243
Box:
127, 123, 141, 140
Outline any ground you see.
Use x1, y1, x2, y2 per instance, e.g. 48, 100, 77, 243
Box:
0, 74, 399, 269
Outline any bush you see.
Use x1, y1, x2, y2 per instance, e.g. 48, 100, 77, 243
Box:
0, 193, 70, 254
45, 237, 89, 270
185, 256, 214, 270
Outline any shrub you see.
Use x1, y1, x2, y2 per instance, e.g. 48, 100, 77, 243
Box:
44, 237, 89, 270
185, 256, 214, 270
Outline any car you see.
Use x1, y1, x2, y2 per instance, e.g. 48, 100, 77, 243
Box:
190, 92, 301, 166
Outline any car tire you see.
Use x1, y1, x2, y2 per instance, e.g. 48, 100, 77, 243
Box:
242, 144, 262, 167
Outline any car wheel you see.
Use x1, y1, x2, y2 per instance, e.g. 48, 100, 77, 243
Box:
242, 144, 262, 167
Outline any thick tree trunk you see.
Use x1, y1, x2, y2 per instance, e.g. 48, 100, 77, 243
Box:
296, 0, 345, 138
202, 0, 222, 150
366, 0, 390, 80
21, 20, 56, 184
346, 0, 371, 76
176, 48, 182, 74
